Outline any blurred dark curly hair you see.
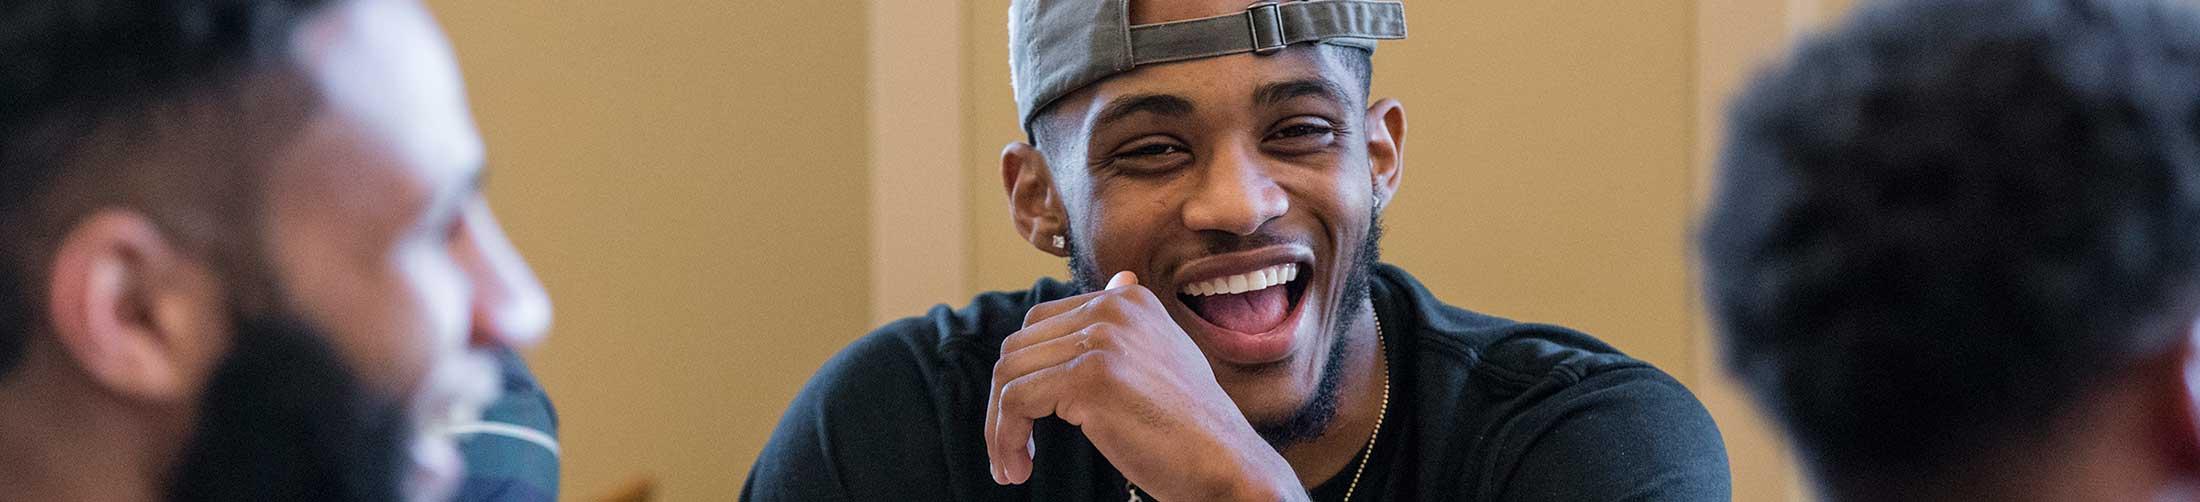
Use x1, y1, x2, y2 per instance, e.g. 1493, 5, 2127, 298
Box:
0, 0, 335, 378
1702, 0, 2200, 494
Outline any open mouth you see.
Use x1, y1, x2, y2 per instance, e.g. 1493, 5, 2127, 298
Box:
1177, 262, 1311, 336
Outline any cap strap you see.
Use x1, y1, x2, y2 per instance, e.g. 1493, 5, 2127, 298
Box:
1127, 0, 1406, 67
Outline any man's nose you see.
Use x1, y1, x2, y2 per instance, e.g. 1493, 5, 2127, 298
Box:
1180, 143, 1288, 235
463, 202, 552, 350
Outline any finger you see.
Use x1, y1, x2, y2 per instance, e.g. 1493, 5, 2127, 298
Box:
985, 380, 1001, 484
1022, 288, 1107, 328
989, 326, 1101, 484
1022, 268, 1139, 328
1106, 270, 1137, 290
1002, 294, 1117, 355
992, 359, 1089, 485
987, 324, 1106, 483
997, 326, 1101, 386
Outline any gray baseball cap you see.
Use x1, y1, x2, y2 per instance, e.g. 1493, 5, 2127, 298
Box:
1009, 0, 1408, 136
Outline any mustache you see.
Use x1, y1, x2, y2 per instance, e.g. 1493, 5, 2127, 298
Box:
1066, 229, 1319, 294
1193, 230, 1301, 256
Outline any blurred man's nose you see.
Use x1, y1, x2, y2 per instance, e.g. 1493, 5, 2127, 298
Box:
463, 202, 552, 350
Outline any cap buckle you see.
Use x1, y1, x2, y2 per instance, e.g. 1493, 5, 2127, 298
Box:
1246, 2, 1287, 55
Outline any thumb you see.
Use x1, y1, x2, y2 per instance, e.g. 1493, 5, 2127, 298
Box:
1106, 270, 1138, 290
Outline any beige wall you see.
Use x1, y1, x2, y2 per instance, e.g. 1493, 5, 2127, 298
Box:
430, 1, 1854, 500
430, 1, 871, 499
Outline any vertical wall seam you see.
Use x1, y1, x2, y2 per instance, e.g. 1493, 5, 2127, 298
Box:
870, 0, 971, 327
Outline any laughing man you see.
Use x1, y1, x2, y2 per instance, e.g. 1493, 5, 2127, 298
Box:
746, 1, 1729, 500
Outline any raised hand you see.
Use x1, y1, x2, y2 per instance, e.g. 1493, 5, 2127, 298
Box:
985, 271, 1304, 502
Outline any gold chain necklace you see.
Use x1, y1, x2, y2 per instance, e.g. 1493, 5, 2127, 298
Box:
1126, 316, 1389, 502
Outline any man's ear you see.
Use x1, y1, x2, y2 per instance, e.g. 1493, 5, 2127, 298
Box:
45, 210, 227, 405
1002, 142, 1070, 258
1364, 98, 1407, 212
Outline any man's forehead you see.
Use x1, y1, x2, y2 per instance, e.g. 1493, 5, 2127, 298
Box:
290, 0, 483, 185
1125, 0, 1266, 24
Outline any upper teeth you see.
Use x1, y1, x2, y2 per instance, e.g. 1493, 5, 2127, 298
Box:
1181, 264, 1299, 297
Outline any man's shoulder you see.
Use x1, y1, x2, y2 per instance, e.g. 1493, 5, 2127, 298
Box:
1375, 263, 1656, 386
1378, 263, 1705, 425
1417, 321, 1729, 499
1378, 265, 1728, 497
751, 283, 1085, 502
1443, 321, 1660, 393
802, 276, 1083, 413
863, 277, 1080, 365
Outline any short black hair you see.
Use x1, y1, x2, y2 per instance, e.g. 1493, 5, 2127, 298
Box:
1702, 0, 2200, 496
0, 0, 338, 377
1030, 44, 1374, 154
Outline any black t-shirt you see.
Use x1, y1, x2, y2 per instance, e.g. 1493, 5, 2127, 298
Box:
743, 264, 1731, 501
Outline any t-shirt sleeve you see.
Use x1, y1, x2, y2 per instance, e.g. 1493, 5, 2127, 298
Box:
742, 329, 956, 502
1489, 366, 1732, 501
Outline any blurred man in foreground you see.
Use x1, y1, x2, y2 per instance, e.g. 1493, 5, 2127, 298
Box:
1703, 0, 2200, 500
0, 0, 552, 499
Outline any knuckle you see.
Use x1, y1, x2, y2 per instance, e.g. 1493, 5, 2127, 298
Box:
1069, 350, 1113, 380
1082, 324, 1117, 344
997, 381, 1029, 412
1091, 292, 1126, 312
1123, 285, 1159, 304
1057, 400, 1090, 426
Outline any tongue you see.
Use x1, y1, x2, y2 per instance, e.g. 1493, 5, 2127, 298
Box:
1194, 284, 1291, 334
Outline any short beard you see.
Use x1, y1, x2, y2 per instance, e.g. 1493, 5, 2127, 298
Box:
1064, 209, 1386, 450
166, 311, 410, 502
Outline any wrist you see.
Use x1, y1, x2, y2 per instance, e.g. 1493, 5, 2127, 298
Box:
1218, 454, 1306, 502
1224, 480, 1306, 502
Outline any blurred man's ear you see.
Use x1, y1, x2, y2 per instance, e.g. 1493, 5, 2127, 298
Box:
1002, 142, 1070, 258
45, 210, 228, 405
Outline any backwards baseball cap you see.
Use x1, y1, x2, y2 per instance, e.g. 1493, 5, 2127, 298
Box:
1009, 0, 1407, 136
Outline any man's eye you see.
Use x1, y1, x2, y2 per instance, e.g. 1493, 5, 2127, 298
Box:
1123, 144, 1186, 157
1103, 142, 1192, 175
1271, 124, 1335, 140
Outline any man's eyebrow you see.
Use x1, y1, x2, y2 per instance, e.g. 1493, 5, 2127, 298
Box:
1093, 93, 1196, 127
1254, 78, 1350, 108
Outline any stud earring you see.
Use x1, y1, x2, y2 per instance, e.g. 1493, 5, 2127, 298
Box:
1051, 235, 1066, 249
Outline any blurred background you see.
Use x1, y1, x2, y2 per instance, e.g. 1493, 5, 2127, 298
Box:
423, 0, 1858, 500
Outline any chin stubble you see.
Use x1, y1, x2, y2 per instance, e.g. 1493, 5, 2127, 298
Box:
167, 311, 410, 502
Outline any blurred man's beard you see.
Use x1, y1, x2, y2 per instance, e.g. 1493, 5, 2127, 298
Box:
167, 311, 410, 502
1067, 209, 1385, 449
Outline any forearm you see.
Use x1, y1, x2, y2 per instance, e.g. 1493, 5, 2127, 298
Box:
1219, 469, 1312, 502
